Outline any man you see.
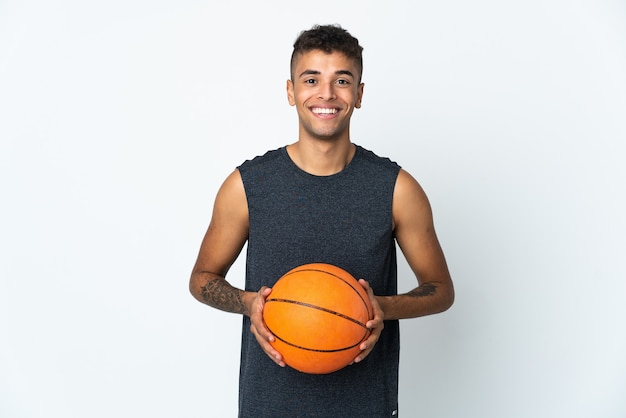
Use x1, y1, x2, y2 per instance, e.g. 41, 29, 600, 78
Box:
189, 24, 454, 417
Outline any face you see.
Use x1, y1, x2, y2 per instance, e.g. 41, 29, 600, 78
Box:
287, 50, 364, 142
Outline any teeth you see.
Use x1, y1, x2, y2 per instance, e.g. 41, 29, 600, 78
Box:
312, 108, 337, 114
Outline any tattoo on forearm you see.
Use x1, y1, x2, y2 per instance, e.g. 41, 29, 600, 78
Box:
407, 282, 438, 298
200, 279, 245, 314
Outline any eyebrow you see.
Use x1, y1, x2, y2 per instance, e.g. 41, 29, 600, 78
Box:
298, 69, 355, 79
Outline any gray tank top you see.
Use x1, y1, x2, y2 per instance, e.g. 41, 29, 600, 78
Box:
237, 145, 401, 417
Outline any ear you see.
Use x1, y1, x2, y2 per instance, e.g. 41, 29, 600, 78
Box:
355, 82, 365, 109
286, 79, 296, 106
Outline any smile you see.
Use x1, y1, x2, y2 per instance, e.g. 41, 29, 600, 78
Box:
311, 107, 338, 115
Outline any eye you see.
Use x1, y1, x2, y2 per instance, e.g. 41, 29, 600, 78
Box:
336, 79, 350, 86
304, 78, 317, 84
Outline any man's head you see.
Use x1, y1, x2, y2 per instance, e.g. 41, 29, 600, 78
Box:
290, 24, 364, 83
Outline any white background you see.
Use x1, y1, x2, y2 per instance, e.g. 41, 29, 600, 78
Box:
1, 1, 625, 417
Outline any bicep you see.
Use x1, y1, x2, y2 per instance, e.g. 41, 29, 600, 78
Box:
392, 169, 451, 285
192, 169, 249, 277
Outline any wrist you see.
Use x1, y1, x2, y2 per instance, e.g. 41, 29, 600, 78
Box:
241, 291, 255, 317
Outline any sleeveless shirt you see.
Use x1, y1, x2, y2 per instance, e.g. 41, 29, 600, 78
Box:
237, 145, 401, 417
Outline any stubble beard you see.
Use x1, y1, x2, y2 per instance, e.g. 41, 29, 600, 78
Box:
299, 115, 351, 143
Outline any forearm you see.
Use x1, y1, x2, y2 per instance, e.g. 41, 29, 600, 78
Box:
189, 272, 252, 316
377, 281, 454, 320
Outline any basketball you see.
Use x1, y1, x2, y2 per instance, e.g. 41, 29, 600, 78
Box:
262, 263, 373, 374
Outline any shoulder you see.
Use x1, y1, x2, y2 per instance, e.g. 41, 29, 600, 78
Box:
352, 146, 401, 192
237, 147, 285, 174
393, 169, 430, 209
237, 147, 289, 196
394, 168, 425, 194
392, 169, 433, 230
216, 169, 247, 209
355, 145, 401, 172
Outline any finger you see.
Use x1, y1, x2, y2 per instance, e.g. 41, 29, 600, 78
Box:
366, 315, 383, 330
354, 342, 374, 363
250, 322, 285, 367
259, 286, 272, 298
250, 287, 275, 341
251, 316, 275, 342
358, 279, 385, 328
250, 286, 284, 366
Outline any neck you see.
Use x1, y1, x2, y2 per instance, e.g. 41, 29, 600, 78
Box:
286, 138, 356, 176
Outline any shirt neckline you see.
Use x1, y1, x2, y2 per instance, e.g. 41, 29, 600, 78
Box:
279, 144, 361, 180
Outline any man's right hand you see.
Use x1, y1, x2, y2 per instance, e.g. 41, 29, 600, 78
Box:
247, 286, 286, 368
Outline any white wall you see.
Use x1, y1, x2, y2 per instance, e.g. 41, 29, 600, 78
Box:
1, 1, 625, 417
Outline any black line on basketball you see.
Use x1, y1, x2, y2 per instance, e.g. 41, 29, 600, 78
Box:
282, 267, 372, 318
264, 322, 369, 353
265, 298, 367, 328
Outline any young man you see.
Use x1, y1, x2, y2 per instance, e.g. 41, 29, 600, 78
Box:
189, 24, 454, 417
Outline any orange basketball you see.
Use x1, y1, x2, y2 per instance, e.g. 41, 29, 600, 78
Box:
262, 263, 373, 374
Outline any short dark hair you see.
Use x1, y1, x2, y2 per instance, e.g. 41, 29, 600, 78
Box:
290, 24, 364, 81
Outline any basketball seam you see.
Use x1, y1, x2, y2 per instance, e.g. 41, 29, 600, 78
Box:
281, 268, 372, 319
265, 322, 370, 353
265, 298, 368, 328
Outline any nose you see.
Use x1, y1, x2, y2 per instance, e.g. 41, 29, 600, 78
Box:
318, 81, 336, 101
